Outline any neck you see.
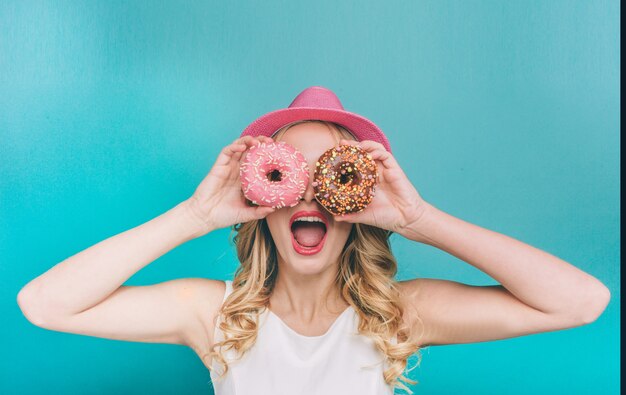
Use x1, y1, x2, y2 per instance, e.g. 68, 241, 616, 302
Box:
270, 262, 349, 321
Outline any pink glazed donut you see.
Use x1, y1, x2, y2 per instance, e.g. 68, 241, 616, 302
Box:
239, 141, 310, 209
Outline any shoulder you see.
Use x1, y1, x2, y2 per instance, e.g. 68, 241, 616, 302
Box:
396, 277, 430, 299
175, 277, 227, 309
397, 277, 454, 306
395, 278, 436, 346
174, 278, 228, 364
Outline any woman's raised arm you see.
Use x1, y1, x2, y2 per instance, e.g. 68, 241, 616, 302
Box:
333, 138, 610, 346
17, 199, 206, 323
16, 135, 276, 348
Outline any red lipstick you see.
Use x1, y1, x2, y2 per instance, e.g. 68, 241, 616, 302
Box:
289, 211, 329, 256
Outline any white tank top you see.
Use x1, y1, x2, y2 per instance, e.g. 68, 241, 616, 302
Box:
210, 280, 397, 395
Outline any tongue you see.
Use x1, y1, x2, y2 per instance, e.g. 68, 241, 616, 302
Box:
292, 222, 326, 247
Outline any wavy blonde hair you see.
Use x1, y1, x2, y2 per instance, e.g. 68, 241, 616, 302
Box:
205, 120, 424, 393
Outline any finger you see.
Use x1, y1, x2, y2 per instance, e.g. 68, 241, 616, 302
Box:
215, 143, 247, 167
232, 150, 244, 163
356, 143, 399, 171
334, 211, 360, 223
368, 149, 398, 171
250, 205, 276, 220
245, 135, 274, 150
339, 139, 359, 147
228, 135, 253, 146
241, 135, 262, 149
257, 135, 274, 144
358, 140, 387, 151
338, 139, 398, 171
340, 139, 386, 153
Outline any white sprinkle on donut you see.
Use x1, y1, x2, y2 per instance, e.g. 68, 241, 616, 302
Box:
239, 141, 310, 209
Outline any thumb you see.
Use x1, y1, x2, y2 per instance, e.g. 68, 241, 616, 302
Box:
253, 205, 277, 219
238, 205, 276, 224
335, 212, 359, 223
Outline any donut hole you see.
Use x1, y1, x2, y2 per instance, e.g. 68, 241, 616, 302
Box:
337, 162, 360, 186
338, 172, 353, 184
267, 169, 282, 182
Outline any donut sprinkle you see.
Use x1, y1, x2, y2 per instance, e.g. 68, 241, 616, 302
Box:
239, 141, 309, 209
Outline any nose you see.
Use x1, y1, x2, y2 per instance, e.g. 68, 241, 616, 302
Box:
301, 167, 316, 202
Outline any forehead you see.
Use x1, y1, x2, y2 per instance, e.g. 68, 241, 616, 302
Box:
276, 122, 340, 160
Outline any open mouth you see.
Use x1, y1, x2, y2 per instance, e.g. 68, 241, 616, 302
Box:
290, 216, 328, 255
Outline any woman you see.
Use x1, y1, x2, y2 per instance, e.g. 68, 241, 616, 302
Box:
17, 87, 610, 394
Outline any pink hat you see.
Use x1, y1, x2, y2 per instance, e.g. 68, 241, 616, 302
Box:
240, 86, 392, 153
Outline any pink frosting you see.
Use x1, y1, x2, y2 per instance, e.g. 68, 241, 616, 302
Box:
239, 141, 310, 208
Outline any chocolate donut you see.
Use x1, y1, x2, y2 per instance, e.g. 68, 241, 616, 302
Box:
313, 145, 378, 215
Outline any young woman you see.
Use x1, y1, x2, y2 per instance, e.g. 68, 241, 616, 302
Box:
17, 87, 610, 394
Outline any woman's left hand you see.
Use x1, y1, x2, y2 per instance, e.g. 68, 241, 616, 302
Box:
333, 139, 429, 236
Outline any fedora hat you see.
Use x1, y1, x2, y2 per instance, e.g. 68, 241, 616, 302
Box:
240, 86, 392, 153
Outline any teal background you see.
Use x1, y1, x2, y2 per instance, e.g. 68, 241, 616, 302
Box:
1, 1, 619, 394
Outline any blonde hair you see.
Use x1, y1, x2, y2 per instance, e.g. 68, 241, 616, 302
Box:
205, 120, 424, 393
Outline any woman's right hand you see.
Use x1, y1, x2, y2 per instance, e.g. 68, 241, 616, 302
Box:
185, 135, 277, 236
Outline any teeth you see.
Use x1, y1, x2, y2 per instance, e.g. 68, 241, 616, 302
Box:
294, 216, 324, 224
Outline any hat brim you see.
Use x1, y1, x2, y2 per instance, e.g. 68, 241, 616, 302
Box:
240, 107, 392, 153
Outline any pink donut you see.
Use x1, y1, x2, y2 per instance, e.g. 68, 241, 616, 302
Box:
239, 141, 310, 208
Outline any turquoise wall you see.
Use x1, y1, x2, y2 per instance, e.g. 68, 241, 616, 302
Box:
1, 1, 619, 394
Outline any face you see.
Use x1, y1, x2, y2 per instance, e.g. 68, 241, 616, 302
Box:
265, 122, 355, 275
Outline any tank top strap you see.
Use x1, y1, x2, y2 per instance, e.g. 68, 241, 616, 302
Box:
223, 279, 233, 301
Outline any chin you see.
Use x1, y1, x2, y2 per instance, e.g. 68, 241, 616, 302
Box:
285, 257, 330, 275
279, 246, 345, 276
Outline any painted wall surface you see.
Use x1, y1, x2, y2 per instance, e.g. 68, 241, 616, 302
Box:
2, 1, 619, 394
